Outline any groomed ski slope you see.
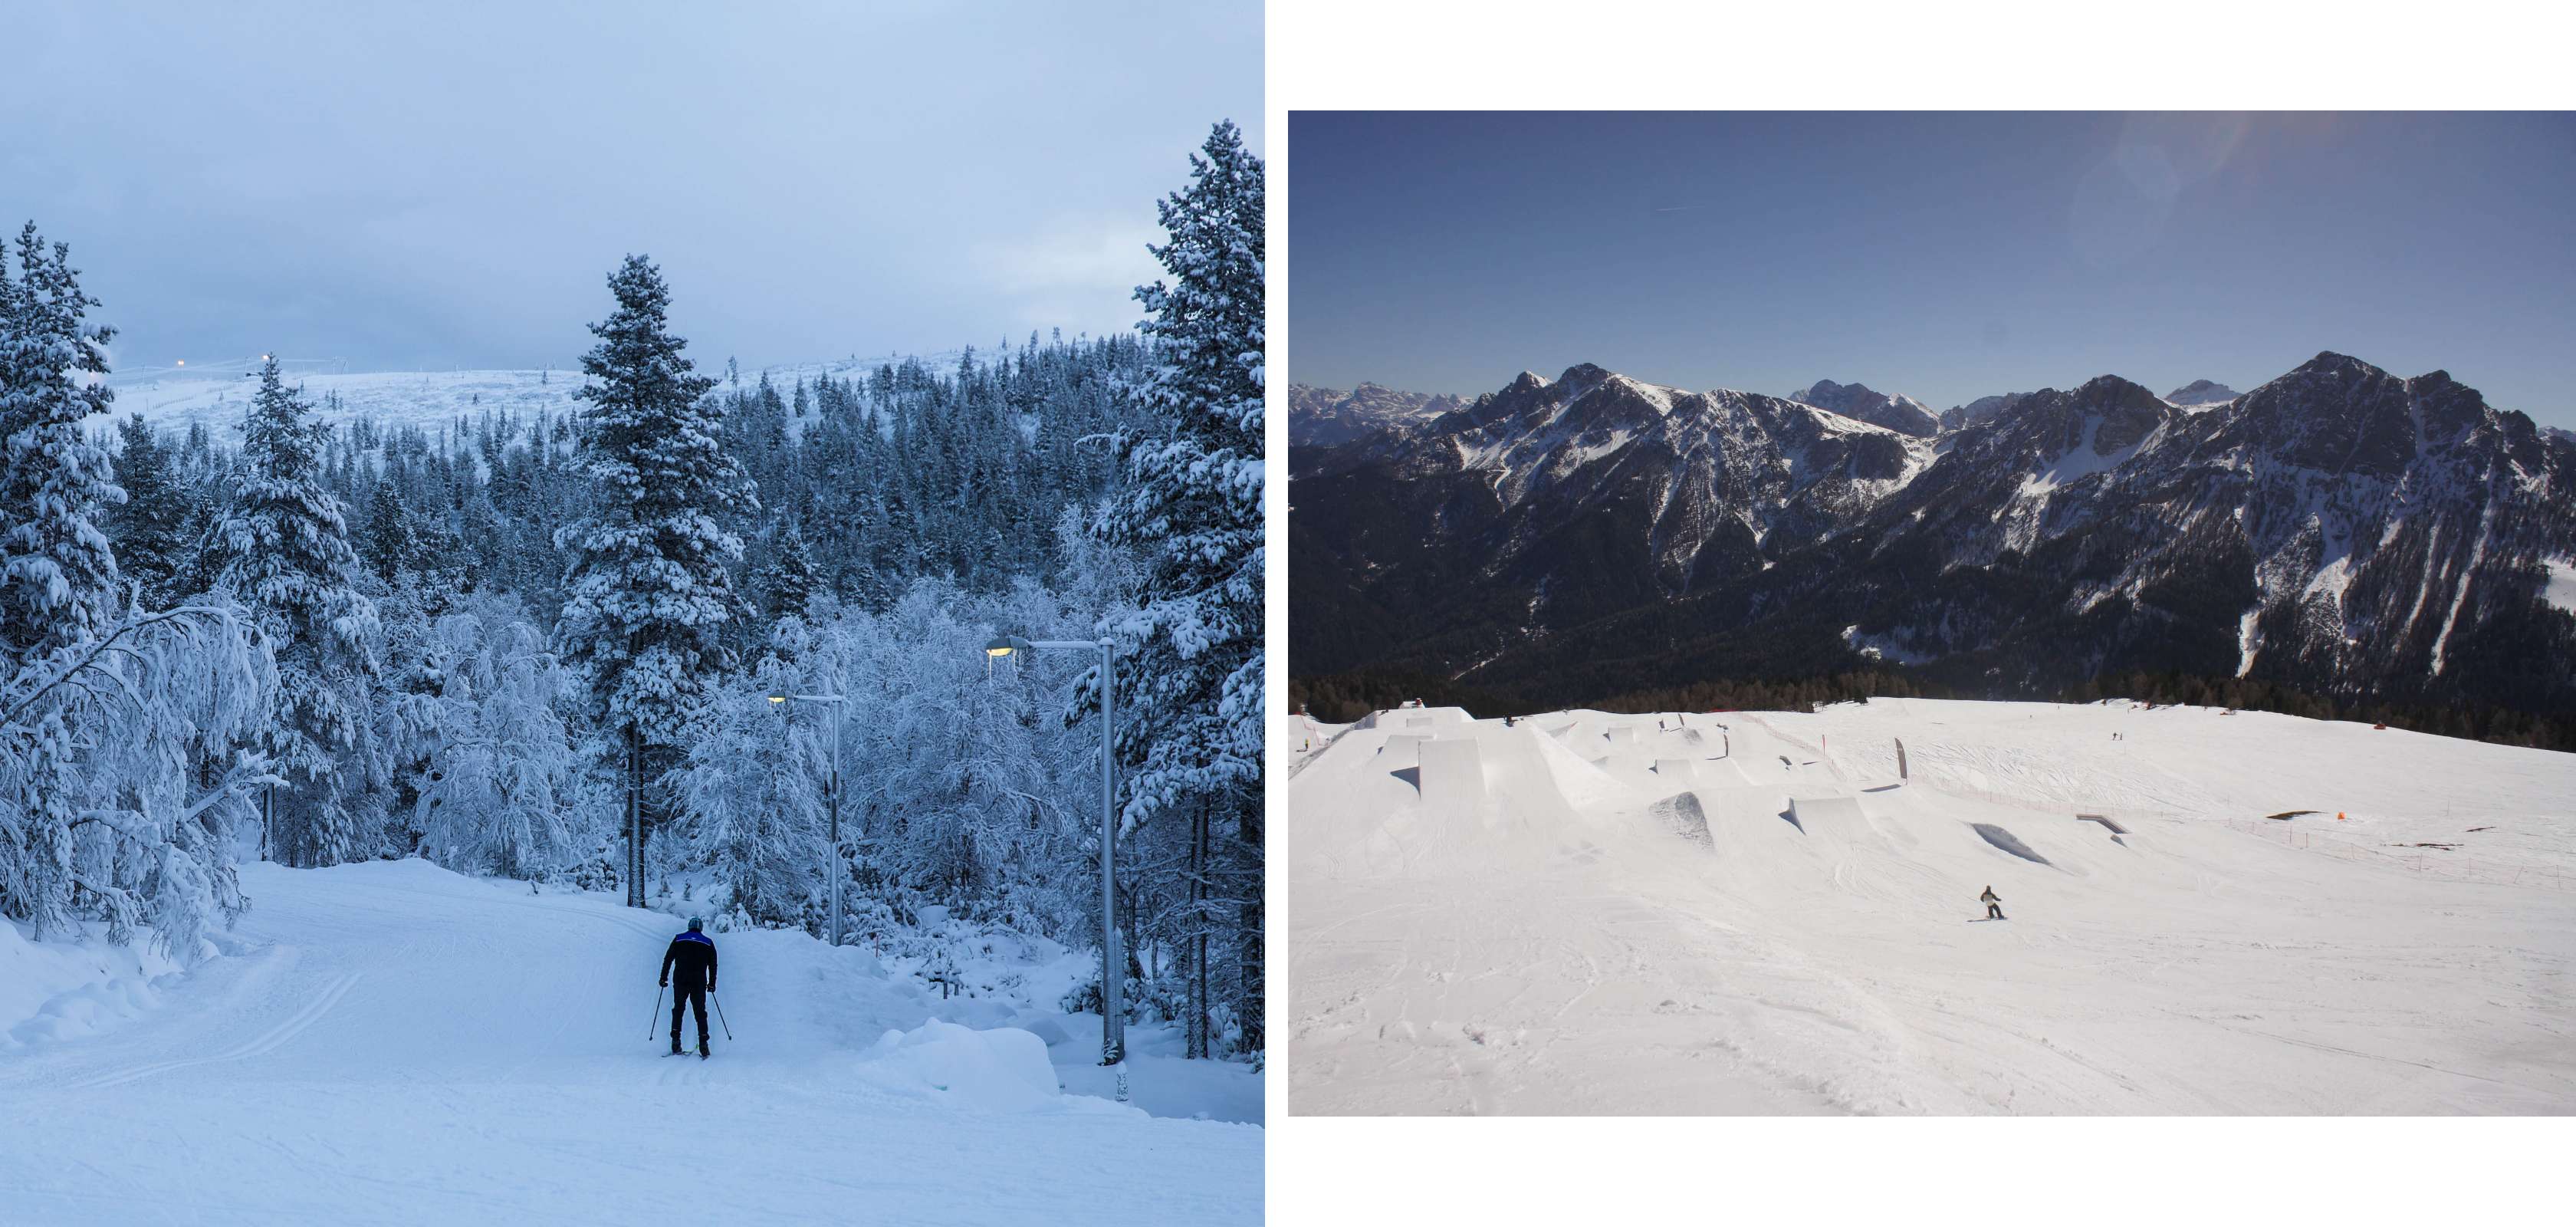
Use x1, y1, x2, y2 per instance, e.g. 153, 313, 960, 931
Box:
0, 860, 1259, 1224
1289, 699, 2576, 1114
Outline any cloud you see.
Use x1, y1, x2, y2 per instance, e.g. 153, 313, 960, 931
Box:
968, 221, 1167, 335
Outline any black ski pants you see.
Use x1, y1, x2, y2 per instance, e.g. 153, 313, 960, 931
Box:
670, 983, 710, 1046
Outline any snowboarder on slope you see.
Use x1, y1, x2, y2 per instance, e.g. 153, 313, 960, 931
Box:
661, 917, 718, 1058
1980, 887, 2004, 920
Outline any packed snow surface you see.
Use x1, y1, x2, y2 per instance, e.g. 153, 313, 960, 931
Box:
0, 860, 1258, 1223
1289, 699, 2576, 1114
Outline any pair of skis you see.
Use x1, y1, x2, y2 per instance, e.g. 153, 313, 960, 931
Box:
648, 984, 731, 1057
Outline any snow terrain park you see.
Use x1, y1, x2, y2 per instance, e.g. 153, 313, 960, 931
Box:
0, 860, 1260, 1222
1287, 699, 2576, 1114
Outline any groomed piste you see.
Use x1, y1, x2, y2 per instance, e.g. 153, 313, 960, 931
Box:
1288, 699, 2576, 1114
0, 860, 1261, 1222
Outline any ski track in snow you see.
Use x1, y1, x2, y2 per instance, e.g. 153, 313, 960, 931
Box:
1290, 699, 2576, 1115
0, 860, 1259, 1225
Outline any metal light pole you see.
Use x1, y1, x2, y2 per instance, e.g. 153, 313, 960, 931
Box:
769, 692, 846, 947
985, 633, 1124, 1097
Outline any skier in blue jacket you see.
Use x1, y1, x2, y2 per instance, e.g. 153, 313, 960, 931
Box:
660, 917, 718, 1057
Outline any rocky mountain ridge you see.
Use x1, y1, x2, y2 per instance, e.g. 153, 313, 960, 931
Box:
1290, 352, 2576, 725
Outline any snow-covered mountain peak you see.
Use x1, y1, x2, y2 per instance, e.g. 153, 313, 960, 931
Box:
1293, 350, 2576, 724
2164, 378, 2240, 406
1288, 380, 1470, 446
1791, 379, 1940, 438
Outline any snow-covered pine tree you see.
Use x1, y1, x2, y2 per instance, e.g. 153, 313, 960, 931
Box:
1092, 120, 1266, 1059
402, 601, 575, 879
553, 255, 755, 908
0, 227, 285, 950
838, 581, 1084, 933
0, 222, 124, 664
361, 476, 424, 584
670, 643, 831, 932
757, 512, 819, 623
205, 358, 382, 867
1, 603, 281, 950
109, 416, 193, 611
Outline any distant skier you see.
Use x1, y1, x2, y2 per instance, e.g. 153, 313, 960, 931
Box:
660, 916, 719, 1058
1980, 887, 2004, 920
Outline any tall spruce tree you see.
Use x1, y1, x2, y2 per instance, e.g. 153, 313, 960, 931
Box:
361, 477, 422, 584
206, 358, 380, 867
554, 255, 754, 907
1093, 121, 1266, 1058
0, 224, 123, 939
759, 512, 819, 623
109, 416, 192, 610
0, 223, 125, 664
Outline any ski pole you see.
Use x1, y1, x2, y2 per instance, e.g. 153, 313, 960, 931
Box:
712, 993, 733, 1041
647, 984, 665, 1041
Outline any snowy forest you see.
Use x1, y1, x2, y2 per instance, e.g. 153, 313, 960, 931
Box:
0, 123, 1264, 1060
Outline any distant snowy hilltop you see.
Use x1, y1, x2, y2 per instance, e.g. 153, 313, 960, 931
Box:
100, 351, 966, 440
1289, 353, 2576, 723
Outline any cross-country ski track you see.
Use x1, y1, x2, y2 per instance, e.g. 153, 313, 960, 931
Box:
1, 860, 1260, 1225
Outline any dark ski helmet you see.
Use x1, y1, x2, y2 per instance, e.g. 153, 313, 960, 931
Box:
686, 916, 703, 932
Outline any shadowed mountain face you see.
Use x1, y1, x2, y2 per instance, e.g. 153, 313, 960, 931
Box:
1940, 390, 2029, 432
1290, 353, 2576, 720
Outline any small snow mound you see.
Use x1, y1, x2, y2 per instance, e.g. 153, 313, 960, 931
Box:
860, 1019, 1065, 1113
2, 919, 192, 1051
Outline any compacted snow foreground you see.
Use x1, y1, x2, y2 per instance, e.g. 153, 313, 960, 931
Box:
1289, 699, 2576, 1114
0, 861, 1260, 1225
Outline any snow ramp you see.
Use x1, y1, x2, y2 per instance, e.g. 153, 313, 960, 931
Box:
1970, 822, 2052, 867
1788, 796, 1869, 839
1690, 786, 1802, 847
1375, 733, 1427, 768
1418, 737, 1488, 808
1355, 705, 1471, 732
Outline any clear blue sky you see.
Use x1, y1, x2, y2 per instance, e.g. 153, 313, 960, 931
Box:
4, 1, 1260, 373
1290, 113, 2576, 429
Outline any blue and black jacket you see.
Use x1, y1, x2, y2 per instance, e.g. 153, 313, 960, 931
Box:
662, 930, 718, 991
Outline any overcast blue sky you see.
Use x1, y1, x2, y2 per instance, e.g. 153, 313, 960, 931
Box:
1290, 113, 2576, 429
5, 1, 1260, 373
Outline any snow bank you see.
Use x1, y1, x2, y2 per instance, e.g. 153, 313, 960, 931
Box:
857, 1018, 1071, 1114
1, 919, 196, 1052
